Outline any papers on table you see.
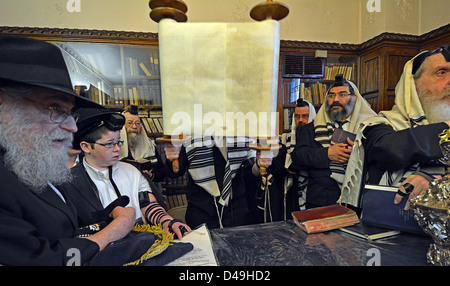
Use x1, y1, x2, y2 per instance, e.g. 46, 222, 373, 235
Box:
166, 224, 218, 266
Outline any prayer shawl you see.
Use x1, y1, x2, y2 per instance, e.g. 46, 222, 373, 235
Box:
119, 126, 157, 164
281, 100, 316, 214
313, 81, 376, 194
184, 136, 255, 207
338, 54, 430, 206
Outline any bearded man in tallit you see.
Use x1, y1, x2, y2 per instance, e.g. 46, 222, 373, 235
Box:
339, 45, 450, 210
247, 98, 317, 223
120, 106, 166, 182
292, 75, 376, 209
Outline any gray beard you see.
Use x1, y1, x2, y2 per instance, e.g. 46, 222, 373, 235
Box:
0, 103, 74, 193
127, 131, 141, 150
326, 97, 356, 122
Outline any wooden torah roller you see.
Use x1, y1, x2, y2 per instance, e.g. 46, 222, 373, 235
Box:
247, 137, 281, 176
148, 0, 188, 22
250, 0, 289, 21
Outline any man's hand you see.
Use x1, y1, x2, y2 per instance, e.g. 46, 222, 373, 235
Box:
328, 138, 354, 163
394, 174, 430, 210
256, 150, 273, 168
164, 143, 181, 161
163, 220, 192, 240
87, 206, 136, 251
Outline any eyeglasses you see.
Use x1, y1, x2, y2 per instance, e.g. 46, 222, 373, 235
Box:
21, 96, 78, 123
91, 140, 124, 149
125, 121, 141, 127
326, 92, 352, 100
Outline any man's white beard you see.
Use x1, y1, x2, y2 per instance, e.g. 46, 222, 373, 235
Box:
0, 102, 73, 192
419, 88, 450, 124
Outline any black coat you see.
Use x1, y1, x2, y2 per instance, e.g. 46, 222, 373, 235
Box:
363, 122, 448, 184
60, 163, 105, 227
291, 122, 341, 208
0, 153, 99, 266
166, 145, 252, 229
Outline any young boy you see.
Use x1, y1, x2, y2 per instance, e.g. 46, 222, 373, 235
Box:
65, 107, 190, 239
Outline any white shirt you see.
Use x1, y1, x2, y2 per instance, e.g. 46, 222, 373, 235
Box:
83, 158, 152, 219
333, 114, 353, 132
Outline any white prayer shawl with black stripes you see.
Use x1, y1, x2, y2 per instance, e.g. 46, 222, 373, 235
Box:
119, 126, 157, 164
281, 100, 316, 214
313, 81, 376, 192
185, 136, 255, 207
339, 54, 431, 207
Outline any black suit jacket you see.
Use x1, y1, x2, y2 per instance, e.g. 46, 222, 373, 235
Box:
0, 153, 99, 265
291, 122, 341, 207
363, 122, 448, 184
60, 163, 105, 227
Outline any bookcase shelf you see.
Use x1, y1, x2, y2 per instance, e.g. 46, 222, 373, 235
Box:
59, 41, 162, 108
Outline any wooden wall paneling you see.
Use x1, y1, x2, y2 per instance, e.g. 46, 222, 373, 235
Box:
359, 41, 419, 113
419, 24, 450, 52
381, 45, 419, 111
360, 51, 381, 112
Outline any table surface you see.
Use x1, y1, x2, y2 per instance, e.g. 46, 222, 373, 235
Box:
209, 220, 432, 266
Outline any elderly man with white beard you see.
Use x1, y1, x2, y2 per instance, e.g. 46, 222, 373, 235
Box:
339, 45, 450, 211
0, 35, 136, 265
119, 105, 166, 183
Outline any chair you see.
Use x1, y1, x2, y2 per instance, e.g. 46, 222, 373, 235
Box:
167, 205, 187, 224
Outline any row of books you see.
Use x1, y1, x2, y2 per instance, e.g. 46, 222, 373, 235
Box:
164, 193, 188, 210
125, 56, 160, 77
76, 81, 162, 107
112, 81, 162, 106
140, 113, 164, 135
303, 82, 327, 107
324, 64, 355, 81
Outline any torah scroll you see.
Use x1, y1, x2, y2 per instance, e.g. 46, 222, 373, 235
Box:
158, 19, 280, 138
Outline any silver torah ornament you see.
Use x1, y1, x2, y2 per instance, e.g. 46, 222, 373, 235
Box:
410, 128, 450, 265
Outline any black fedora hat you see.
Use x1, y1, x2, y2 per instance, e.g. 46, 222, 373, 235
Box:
0, 35, 100, 108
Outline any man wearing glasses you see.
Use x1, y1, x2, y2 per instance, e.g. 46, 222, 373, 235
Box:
119, 105, 166, 183
291, 75, 376, 209
0, 35, 136, 265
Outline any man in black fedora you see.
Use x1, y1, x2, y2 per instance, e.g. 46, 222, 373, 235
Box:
0, 35, 137, 265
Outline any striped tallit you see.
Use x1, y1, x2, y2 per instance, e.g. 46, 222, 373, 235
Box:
185, 136, 255, 207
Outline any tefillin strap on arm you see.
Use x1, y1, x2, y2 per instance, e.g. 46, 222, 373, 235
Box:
139, 191, 171, 227
144, 202, 170, 227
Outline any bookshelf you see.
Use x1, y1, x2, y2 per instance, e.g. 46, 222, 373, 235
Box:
58, 42, 162, 108
137, 107, 164, 137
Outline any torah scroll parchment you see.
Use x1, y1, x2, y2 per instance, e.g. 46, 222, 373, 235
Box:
158, 19, 280, 138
